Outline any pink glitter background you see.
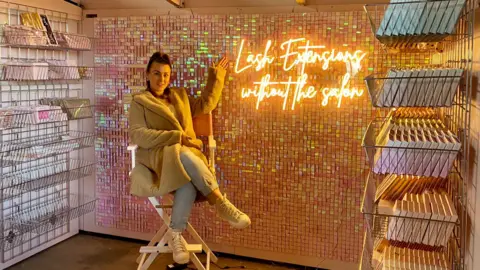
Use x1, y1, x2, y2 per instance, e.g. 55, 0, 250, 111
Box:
94, 11, 377, 265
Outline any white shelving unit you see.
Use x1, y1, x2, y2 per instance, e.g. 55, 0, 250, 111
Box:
0, 1, 95, 268
360, 0, 474, 269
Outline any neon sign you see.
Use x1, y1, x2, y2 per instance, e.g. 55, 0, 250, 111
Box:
234, 38, 367, 110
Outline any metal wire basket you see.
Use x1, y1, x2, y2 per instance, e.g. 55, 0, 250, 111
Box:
362, 119, 460, 178
0, 64, 94, 81
1, 25, 93, 51
1, 194, 97, 249
1, 159, 95, 200
359, 214, 458, 269
365, 69, 464, 108
0, 131, 95, 167
364, 0, 467, 52
361, 172, 459, 235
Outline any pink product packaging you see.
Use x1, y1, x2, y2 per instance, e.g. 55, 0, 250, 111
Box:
426, 131, 443, 177
34, 106, 66, 123
417, 129, 435, 176
404, 129, 421, 175
3, 25, 48, 46
387, 200, 402, 241
433, 69, 451, 106
433, 131, 454, 178
400, 70, 418, 107
424, 69, 442, 107
440, 131, 461, 178
392, 70, 412, 107
0, 109, 14, 129
393, 130, 408, 174
412, 129, 431, 176
394, 130, 409, 174
410, 69, 427, 106
373, 123, 394, 173
46, 60, 80, 80
386, 70, 402, 107
377, 129, 397, 174
377, 70, 396, 107
445, 69, 464, 107
3, 62, 49, 81
63, 34, 92, 50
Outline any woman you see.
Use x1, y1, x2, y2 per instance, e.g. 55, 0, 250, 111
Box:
128, 52, 251, 264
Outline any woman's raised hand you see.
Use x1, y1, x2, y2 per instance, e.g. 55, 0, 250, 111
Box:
216, 56, 229, 70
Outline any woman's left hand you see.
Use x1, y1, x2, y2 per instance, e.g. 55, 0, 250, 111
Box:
216, 56, 229, 70
181, 133, 202, 149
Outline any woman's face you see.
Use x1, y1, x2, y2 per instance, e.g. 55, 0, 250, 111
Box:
147, 62, 171, 93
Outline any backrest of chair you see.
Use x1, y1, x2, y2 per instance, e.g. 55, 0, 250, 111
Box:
193, 112, 216, 171
192, 113, 213, 137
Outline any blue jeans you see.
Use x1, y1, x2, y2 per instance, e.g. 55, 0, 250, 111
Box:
170, 147, 218, 231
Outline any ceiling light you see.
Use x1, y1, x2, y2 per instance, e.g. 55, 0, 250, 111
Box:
296, 0, 306, 5
166, 0, 184, 8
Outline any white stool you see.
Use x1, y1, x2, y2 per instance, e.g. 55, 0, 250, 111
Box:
128, 113, 218, 270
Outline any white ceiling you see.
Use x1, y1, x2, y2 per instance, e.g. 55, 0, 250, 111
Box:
79, 0, 385, 10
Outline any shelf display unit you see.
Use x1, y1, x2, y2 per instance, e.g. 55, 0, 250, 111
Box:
360, 0, 474, 269
0, 1, 95, 268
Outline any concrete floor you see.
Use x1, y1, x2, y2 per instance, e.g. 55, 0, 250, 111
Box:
7, 233, 301, 270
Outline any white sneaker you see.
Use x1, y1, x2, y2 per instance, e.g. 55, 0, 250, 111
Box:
215, 194, 251, 229
168, 231, 190, 264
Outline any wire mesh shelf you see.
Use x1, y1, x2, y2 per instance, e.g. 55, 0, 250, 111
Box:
0, 130, 94, 153
0, 131, 94, 167
39, 98, 94, 120
360, 223, 453, 270
1, 25, 92, 51
1, 159, 94, 200
365, 68, 464, 108
366, 172, 450, 204
361, 171, 458, 226
361, 188, 458, 250
1, 195, 96, 248
361, 214, 456, 268
364, 0, 467, 52
362, 119, 461, 178
0, 105, 94, 130
0, 63, 93, 81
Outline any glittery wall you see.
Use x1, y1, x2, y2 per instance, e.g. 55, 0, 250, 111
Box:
94, 12, 376, 266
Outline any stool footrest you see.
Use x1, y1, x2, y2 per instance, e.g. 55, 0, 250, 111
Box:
140, 244, 203, 254
155, 204, 173, 208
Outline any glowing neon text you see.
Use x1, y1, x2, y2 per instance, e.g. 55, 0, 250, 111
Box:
235, 38, 367, 109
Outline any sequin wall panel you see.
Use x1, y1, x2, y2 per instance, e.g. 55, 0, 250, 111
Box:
95, 12, 374, 265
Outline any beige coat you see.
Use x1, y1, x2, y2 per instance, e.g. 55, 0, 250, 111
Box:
129, 66, 226, 197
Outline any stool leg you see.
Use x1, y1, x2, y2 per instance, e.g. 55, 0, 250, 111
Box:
140, 232, 172, 270
186, 223, 218, 263
206, 251, 211, 270
191, 254, 206, 270
141, 252, 159, 270
137, 224, 168, 263
137, 253, 147, 270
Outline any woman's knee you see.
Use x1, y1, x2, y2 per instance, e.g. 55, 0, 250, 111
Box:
179, 147, 197, 166
179, 148, 208, 176
175, 181, 197, 198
